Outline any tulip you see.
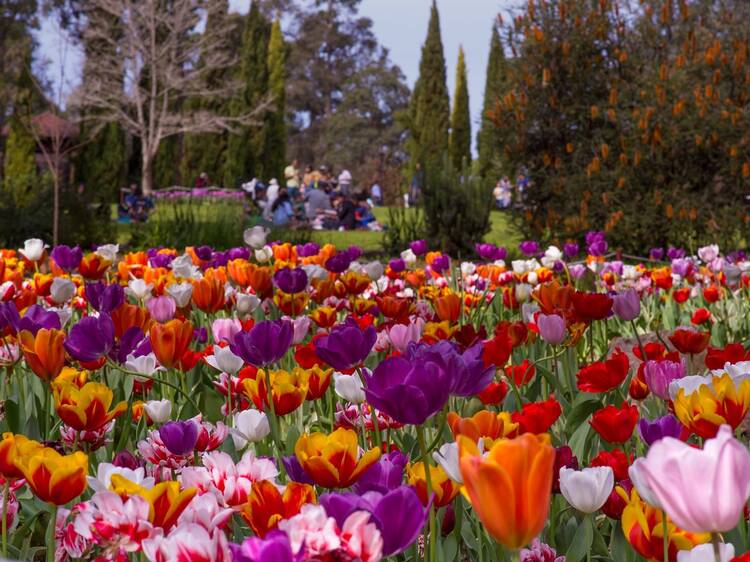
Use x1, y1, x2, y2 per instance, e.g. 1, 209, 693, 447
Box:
0, 433, 43, 480
54, 381, 127, 432
19, 238, 46, 262
85, 282, 125, 313
149, 319, 194, 369
138, 480, 197, 530
559, 466, 614, 513
552, 446, 578, 492
638, 415, 685, 446
63, 314, 115, 364
672, 373, 750, 438
644, 359, 685, 400
124, 352, 161, 377
239, 479, 316, 537
273, 267, 308, 294
235, 293, 261, 316
191, 275, 226, 313
144, 399, 172, 424
242, 368, 310, 416
294, 428, 380, 488
612, 289, 641, 321
211, 318, 242, 345
314, 319, 377, 371
637, 425, 750, 533
18, 328, 66, 382
590, 402, 639, 444
353, 450, 408, 495
244, 226, 269, 249
334, 372, 366, 403
166, 282, 193, 308
459, 432, 555, 550
407, 460, 460, 507
231, 319, 293, 367
677, 543, 734, 562
409, 239, 427, 256
230, 409, 270, 449
230, 531, 295, 562
363, 261, 385, 280
512, 395, 562, 435
387, 321, 424, 354
405, 340, 495, 397
49, 278, 75, 305
14, 447, 88, 505
521, 540, 565, 562
537, 313, 566, 345
448, 410, 519, 445
206, 346, 244, 375
50, 245, 83, 272
576, 349, 630, 392
125, 278, 154, 301
159, 420, 199, 456
146, 295, 176, 323
255, 246, 273, 263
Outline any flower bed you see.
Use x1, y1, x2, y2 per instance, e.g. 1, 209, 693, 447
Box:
0, 231, 748, 561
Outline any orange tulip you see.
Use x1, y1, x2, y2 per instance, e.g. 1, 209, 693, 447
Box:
15, 447, 88, 505
272, 243, 297, 264
191, 275, 225, 313
110, 303, 152, 339
228, 259, 254, 288
19, 328, 66, 382
309, 306, 338, 329
242, 368, 310, 416
407, 461, 461, 507
434, 293, 461, 323
78, 253, 111, 280
149, 319, 193, 369
54, 380, 127, 432
0, 433, 44, 480
447, 410, 519, 446
240, 480, 316, 537
52, 367, 89, 389
295, 428, 380, 488
117, 251, 148, 281
459, 432, 555, 550
248, 266, 274, 298
305, 365, 333, 400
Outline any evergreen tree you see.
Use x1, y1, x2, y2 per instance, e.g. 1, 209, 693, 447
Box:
3, 54, 37, 206
477, 24, 506, 179
409, 0, 449, 174
153, 135, 180, 188
76, 122, 128, 202
264, 18, 286, 182
224, 2, 271, 186
449, 46, 471, 170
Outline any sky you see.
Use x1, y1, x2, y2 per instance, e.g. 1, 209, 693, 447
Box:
37, 0, 509, 148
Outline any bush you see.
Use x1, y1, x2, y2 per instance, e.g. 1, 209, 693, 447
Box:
382, 206, 425, 256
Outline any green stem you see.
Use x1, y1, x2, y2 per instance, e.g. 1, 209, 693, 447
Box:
475, 512, 484, 562
711, 533, 722, 562
662, 510, 669, 562
109, 362, 200, 413
263, 369, 283, 465
417, 425, 437, 562
1, 481, 8, 558
46, 504, 57, 562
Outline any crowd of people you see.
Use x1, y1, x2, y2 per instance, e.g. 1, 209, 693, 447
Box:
241, 161, 384, 230
492, 171, 530, 210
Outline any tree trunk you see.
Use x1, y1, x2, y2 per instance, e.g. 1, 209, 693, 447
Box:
52, 171, 60, 246
142, 148, 155, 195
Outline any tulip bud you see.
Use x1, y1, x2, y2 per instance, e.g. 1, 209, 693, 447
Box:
166, 282, 193, 308
144, 399, 172, 424
146, 295, 176, 323
255, 246, 273, 263
50, 278, 76, 304
677, 543, 734, 562
559, 466, 614, 513
244, 226, 269, 249
231, 409, 271, 449
236, 293, 261, 316
334, 372, 366, 403
19, 238, 46, 262
612, 289, 641, 321
537, 313, 566, 345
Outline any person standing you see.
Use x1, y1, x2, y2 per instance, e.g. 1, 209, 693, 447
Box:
264, 178, 280, 220
409, 163, 424, 207
337, 169, 352, 195
284, 159, 300, 198
370, 181, 382, 206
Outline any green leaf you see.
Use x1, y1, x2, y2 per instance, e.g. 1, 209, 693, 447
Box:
566, 515, 594, 562
568, 417, 591, 462
565, 394, 602, 434
442, 535, 458, 562
285, 426, 300, 456
610, 521, 637, 562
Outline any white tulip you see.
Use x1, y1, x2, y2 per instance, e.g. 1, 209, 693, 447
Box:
527, 271, 539, 285
725, 361, 750, 384
541, 245, 563, 268
512, 260, 528, 275
677, 543, 734, 562
19, 238, 46, 262
400, 249, 417, 266
231, 410, 271, 449
144, 399, 172, 424
334, 372, 366, 403
362, 261, 384, 281
559, 466, 614, 514
628, 458, 663, 509
206, 346, 244, 375
50, 278, 76, 304
302, 264, 329, 281
166, 282, 193, 308
171, 254, 202, 279
244, 226, 269, 249
125, 279, 154, 301
124, 353, 162, 378
50, 306, 72, 328
515, 283, 532, 303
95, 244, 119, 263
87, 463, 155, 493
236, 293, 261, 315
460, 262, 476, 277
255, 246, 274, 263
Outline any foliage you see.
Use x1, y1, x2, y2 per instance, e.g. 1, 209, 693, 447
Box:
422, 161, 494, 256
153, 136, 181, 189
449, 46, 471, 170
382, 205, 426, 256
408, 0, 449, 174
477, 24, 507, 180
494, 0, 750, 252
264, 18, 287, 183
0, 0, 38, 133
75, 122, 129, 203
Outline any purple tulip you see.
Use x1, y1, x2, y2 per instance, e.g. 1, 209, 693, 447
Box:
638, 415, 685, 446
353, 451, 408, 494
273, 267, 308, 294
149, 253, 175, 269
230, 319, 293, 367
159, 420, 199, 456
519, 241, 540, 257
194, 246, 213, 261
671, 258, 694, 278
282, 456, 314, 485
85, 282, 125, 313
568, 264, 587, 279
389, 259, 406, 273
612, 289, 641, 321
296, 243, 320, 258
405, 340, 494, 397
146, 296, 176, 323
537, 313, 566, 346
16, 305, 61, 335
194, 327, 208, 344
314, 319, 377, 371
431, 254, 450, 273
112, 450, 140, 469
0, 303, 20, 335
644, 359, 684, 399
667, 246, 686, 260
230, 531, 295, 562
227, 247, 251, 261
114, 327, 151, 363
320, 486, 428, 556
563, 243, 579, 259
344, 245, 363, 261
475, 243, 498, 261
324, 253, 352, 273
649, 247, 665, 261
364, 356, 450, 425
409, 240, 428, 256
585, 231, 608, 257
64, 314, 115, 363
50, 245, 83, 272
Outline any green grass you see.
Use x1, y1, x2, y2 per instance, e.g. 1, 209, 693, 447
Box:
112, 202, 521, 254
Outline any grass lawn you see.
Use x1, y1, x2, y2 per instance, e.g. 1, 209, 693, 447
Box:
113, 201, 522, 254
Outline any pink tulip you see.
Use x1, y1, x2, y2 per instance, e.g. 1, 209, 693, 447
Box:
147, 295, 176, 323
387, 319, 424, 353
537, 313, 566, 346
637, 424, 750, 533
212, 318, 242, 345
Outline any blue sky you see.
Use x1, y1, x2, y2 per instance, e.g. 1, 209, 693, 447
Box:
37, 0, 508, 146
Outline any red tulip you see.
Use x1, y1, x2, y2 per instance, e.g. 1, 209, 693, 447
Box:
705, 344, 750, 370
672, 287, 691, 303
590, 402, 639, 443
691, 308, 712, 326
590, 448, 631, 481
511, 395, 562, 434
477, 380, 508, 405
482, 334, 512, 368
576, 349, 629, 393
669, 328, 710, 355
571, 291, 613, 321
505, 360, 536, 386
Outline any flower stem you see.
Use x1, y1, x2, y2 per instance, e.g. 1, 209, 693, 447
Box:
46, 504, 57, 562
711, 533, 722, 562
662, 510, 669, 562
417, 424, 437, 562
1, 480, 8, 558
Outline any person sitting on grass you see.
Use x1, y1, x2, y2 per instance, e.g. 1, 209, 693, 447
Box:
271, 188, 297, 227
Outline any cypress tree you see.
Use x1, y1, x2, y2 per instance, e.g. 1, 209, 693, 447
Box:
263, 18, 286, 183
477, 24, 506, 179
449, 46, 471, 170
3, 54, 37, 206
224, 2, 270, 187
76, 122, 128, 202
409, 0, 449, 174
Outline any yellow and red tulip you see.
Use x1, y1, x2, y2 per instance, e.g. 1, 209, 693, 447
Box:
14, 447, 88, 505
407, 461, 461, 507
672, 373, 750, 438
0, 433, 43, 480
294, 428, 380, 488
239, 479, 316, 537
18, 328, 66, 382
54, 380, 127, 432
242, 367, 310, 416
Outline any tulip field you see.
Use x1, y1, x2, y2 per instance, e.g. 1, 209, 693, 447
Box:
1, 230, 750, 562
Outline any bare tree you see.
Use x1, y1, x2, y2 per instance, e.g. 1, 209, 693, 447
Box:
72, 0, 271, 194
